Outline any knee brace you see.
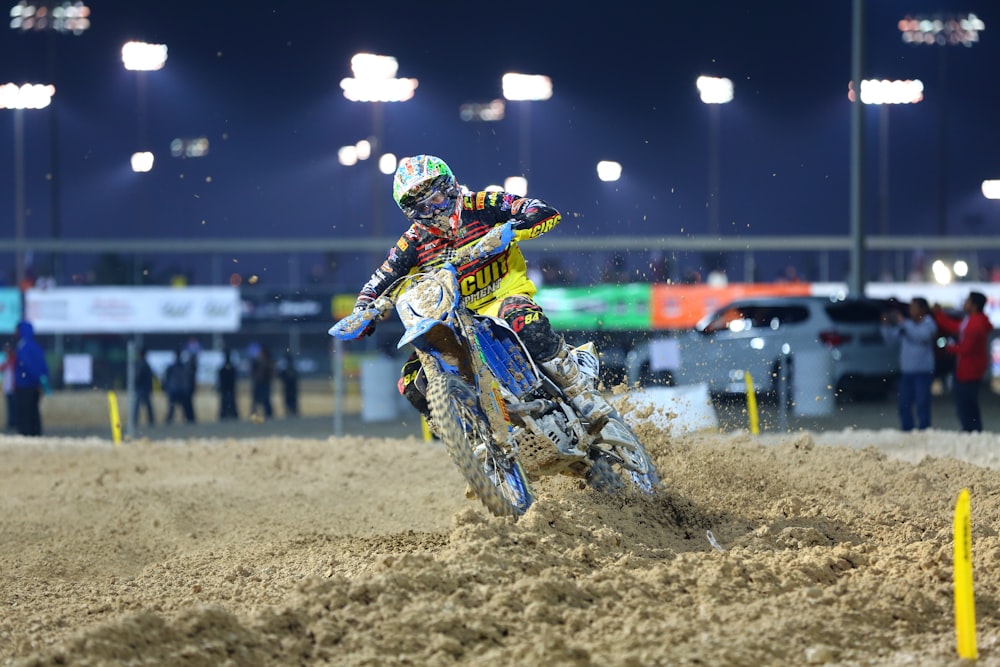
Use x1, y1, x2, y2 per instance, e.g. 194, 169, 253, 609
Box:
498, 295, 561, 362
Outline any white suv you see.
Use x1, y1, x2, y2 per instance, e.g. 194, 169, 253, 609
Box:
625, 296, 900, 399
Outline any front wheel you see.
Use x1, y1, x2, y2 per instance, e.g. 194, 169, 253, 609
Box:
589, 414, 660, 495
427, 372, 534, 518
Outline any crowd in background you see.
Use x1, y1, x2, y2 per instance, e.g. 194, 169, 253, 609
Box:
126, 340, 301, 430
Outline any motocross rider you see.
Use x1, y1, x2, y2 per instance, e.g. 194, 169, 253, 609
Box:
351, 154, 613, 432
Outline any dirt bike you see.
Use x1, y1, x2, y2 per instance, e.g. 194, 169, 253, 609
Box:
328, 222, 659, 518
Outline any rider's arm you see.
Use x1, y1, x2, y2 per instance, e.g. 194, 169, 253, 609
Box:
353, 230, 421, 310
932, 308, 961, 337
509, 196, 561, 242
471, 191, 561, 243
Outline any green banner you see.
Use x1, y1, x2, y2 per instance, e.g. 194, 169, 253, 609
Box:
0, 289, 21, 334
535, 284, 652, 330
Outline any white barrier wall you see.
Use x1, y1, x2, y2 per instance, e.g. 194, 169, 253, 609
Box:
24, 286, 241, 333
619, 384, 720, 436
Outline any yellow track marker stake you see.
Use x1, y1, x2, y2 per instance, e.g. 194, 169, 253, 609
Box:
744, 371, 759, 435
107, 391, 122, 445
953, 488, 977, 660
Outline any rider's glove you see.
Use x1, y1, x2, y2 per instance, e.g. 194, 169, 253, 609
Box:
352, 304, 377, 337
471, 222, 515, 260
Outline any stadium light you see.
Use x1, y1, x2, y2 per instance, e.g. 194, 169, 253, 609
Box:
121, 40, 167, 159
898, 12, 985, 237
697, 76, 733, 239
170, 137, 209, 158
11, 2, 90, 283
341, 54, 416, 244
337, 145, 359, 167
696, 75, 733, 104
501, 73, 552, 102
983, 180, 1000, 200
378, 153, 397, 175
130, 151, 154, 173
340, 53, 417, 103
848, 79, 924, 276
1, 82, 54, 286
898, 13, 984, 46
459, 99, 505, 122
848, 78, 924, 105
121, 41, 167, 71
122, 41, 166, 285
504, 176, 527, 196
597, 161, 622, 183
9, 1, 90, 34
502, 72, 552, 178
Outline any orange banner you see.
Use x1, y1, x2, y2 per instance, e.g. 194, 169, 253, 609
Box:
650, 283, 812, 329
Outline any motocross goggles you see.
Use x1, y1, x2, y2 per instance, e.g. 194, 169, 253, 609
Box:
401, 177, 459, 220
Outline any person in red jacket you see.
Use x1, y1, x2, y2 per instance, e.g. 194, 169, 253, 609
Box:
934, 291, 994, 432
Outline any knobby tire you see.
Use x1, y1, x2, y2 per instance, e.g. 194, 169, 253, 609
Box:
427, 372, 534, 518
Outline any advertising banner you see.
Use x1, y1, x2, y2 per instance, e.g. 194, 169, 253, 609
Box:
650, 283, 812, 330
0, 288, 21, 334
24, 286, 241, 333
535, 284, 652, 330
241, 293, 328, 323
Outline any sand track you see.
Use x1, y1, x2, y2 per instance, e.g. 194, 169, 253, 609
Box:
3, 425, 1000, 666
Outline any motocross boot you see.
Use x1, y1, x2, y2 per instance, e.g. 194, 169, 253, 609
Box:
540, 343, 613, 429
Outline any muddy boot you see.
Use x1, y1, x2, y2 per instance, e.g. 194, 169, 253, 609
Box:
540, 344, 612, 428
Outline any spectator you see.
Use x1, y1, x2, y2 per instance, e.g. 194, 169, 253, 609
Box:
278, 352, 299, 417
881, 298, 937, 431
217, 348, 239, 420
164, 348, 195, 424
2, 340, 16, 431
133, 346, 156, 427
13, 321, 50, 436
183, 342, 199, 422
250, 346, 274, 420
933, 291, 994, 432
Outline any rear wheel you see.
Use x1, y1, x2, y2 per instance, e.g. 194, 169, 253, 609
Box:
427, 372, 534, 517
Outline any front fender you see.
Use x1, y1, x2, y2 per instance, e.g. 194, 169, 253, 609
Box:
398, 318, 441, 348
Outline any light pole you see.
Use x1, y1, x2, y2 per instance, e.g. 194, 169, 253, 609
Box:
898, 12, 985, 236
340, 53, 417, 244
696, 76, 733, 239
696, 75, 732, 275
1, 82, 55, 287
121, 41, 167, 150
848, 78, 924, 278
122, 41, 167, 285
502, 72, 551, 182
10, 1, 91, 284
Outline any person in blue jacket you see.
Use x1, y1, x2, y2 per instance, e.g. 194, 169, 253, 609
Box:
881, 298, 938, 431
14, 320, 50, 436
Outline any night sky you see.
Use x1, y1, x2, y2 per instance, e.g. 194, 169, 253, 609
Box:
1, 0, 998, 285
